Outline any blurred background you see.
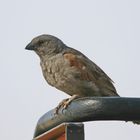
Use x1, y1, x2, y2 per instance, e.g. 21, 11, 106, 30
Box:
0, 0, 140, 139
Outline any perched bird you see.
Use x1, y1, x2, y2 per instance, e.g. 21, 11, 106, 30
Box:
25, 34, 119, 111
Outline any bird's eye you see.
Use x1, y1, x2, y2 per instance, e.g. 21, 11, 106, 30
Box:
38, 40, 45, 45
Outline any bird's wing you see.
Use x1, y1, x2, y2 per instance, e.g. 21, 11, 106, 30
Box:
63, 50, 118, 96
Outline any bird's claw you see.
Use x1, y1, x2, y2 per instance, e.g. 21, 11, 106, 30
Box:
54, 95, 79, 115
54, 98, 69, 115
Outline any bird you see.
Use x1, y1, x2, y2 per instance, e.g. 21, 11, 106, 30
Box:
25, 34, 119, 112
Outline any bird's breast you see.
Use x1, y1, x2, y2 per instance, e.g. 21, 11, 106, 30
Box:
40, 57, 66, 88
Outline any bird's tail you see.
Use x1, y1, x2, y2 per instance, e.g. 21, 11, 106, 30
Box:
132, 120, 140, 124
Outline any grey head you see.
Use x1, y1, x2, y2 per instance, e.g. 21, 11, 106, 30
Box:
25, 34, 65, 57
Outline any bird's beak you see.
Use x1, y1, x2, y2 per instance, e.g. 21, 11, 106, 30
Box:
25, 42, 35, 50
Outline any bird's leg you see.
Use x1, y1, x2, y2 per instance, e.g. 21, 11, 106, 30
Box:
63, 94, 79, 108
54, 98, 69, 115
54, 95, 79, 115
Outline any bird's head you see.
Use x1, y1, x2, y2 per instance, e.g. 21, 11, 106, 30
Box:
25, 34, 65, 58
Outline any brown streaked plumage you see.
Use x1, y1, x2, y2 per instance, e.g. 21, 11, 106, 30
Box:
25, 34, 119, 111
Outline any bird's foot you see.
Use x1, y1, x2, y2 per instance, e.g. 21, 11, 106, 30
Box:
54, 95, 79, 115
54, 98, 69, 115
